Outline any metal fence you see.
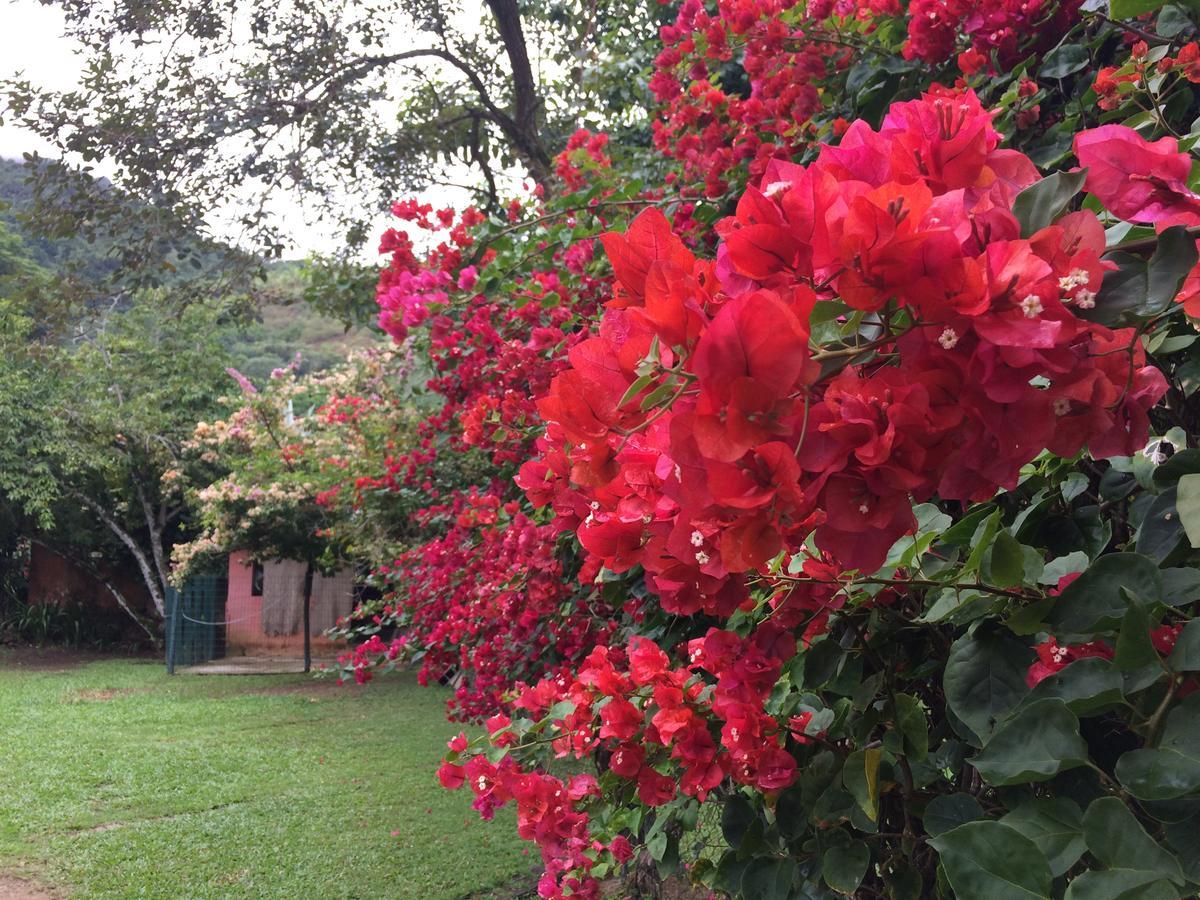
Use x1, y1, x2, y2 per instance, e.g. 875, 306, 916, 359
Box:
165, 574, 228, 673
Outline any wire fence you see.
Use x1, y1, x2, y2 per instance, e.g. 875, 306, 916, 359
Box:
165, 560, 362, 674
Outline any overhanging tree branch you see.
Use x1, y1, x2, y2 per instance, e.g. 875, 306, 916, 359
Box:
73, 490, 166, 617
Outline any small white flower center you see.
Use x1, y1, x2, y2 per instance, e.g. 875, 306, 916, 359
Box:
1020, 294, 1044, 319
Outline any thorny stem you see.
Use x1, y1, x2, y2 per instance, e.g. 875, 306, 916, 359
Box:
772, 572, 1037, 602
1114, 225, 1200, 254
614, 379, 696, 449
810, 331, 903, 363
1086, 11, 1166, 45
1145, 675, 1180, 747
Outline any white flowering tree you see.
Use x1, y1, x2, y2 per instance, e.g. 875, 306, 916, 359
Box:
173, 348, 420, 665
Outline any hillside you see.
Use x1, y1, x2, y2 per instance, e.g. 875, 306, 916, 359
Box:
225, 268, 383, 384
0, 156, 383, 376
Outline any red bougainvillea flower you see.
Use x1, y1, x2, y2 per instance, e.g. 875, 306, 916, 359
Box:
1026, 637, 1114, 687
1073, 126, 1200, 226
526, 88, 1169, 595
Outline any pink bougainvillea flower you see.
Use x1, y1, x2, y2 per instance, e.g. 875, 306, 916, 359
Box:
1073, 125, 1200, 226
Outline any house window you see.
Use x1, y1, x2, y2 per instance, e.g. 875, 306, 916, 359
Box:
251, 561, 264, 597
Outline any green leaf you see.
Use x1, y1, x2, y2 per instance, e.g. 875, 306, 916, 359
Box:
972, 699, 1088, 785
1082, 252, 1145, 326
1160, 567, 1200, 606
721, 794, 758, 847
1153, 449, 1200, 489
715, 852, 751, 895
941, 504, 997, 546
617, 373, 652, 408
647, 830, 668, 862
1148, 226, 1200, 314
1156, 5, 1195, 38
944, 630, 1033, 744
988, 531, 1027, 588
1085, 228, 1198, 326
1047, 553, 1162, 634
775, 786, 811, 841
929, 821, 1054, 900
1109, 0, 1171, 19
1114, 599, 1160, 671
1167, 619, 1200, 671
1064, 870, 1179, 900
546, 700, 576, 719
1175, 474, 1200, 548
887, 502, 952, 567
822, 841, 869, 894
1006, 596, 1057, 635
843, 748, 883, 822
961, 510, 1002, 576
923, 793, 984, 838
1040, 45, 1091, 79
1002, 798, 1086, 877
921, 588, 996, 625
1013, 170, 1088, 237
741, 857, 797, 900
1165, 818, 1200, 881
1136, 488, 1186, 565
883, 862, 923, 900
1115, 694, 1200, 800
1041, 549, 1099, 585
892, 693, 929, 762
1082, 796, 1185, 885
1024, 657, 1125, 715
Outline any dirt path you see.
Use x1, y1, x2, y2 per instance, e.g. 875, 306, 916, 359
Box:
0, 875, 58, 900
0, 646, 154, 671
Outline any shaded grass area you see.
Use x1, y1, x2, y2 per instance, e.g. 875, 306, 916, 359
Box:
0, 651, 533, 898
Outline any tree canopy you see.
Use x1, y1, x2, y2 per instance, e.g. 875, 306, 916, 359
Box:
2, 0, 666, 296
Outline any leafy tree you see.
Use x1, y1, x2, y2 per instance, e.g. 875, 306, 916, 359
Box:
1, 0, 667, 304
0, 292, 233, 629
0, 302, 63, 531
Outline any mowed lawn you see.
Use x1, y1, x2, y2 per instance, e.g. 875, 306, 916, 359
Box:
0, 651, 532, 899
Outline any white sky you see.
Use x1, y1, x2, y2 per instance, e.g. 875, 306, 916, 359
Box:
0, 0, 508, 259
0, 1, 81, 158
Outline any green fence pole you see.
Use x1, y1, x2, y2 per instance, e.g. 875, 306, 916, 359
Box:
166, 587, 179, 675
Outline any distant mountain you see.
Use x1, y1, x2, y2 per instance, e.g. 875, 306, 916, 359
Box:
0, 157, 122, 281
0, 156, 383, 376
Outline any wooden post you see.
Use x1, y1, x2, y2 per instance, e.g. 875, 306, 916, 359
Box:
302, 560, 314, 673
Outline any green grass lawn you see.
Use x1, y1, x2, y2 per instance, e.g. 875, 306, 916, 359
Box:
0, 651, 533, 899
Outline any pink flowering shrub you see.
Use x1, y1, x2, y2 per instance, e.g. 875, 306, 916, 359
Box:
327, 3, 1200, 897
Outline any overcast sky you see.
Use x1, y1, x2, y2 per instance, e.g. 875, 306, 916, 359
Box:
0, 1, 80, 160
0, 0, 495, 259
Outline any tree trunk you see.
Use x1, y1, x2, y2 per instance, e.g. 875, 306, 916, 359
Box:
302, 559, 314, 673
135, 481, 171, 601
74, 492, 167, 617
99, 578, 158, 643
30, 538, 158, 642
485, 0, 552, 185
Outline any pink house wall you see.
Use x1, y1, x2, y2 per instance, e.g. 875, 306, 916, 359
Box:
224, 551, 346, 657
225, 551, 261, 652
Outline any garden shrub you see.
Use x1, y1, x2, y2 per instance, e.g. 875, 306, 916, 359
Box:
330, 2, 1200, 896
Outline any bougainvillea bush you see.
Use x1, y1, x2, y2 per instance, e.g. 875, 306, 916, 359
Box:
329, 1, 1200, 897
